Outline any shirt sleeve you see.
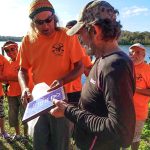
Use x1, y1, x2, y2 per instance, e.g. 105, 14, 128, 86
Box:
19, 36, 31, 70
69, 35, 84, 64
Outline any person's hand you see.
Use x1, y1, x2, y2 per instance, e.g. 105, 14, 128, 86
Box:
47, 80, 63, 92
50, 99, 69, 118
21, 88, 32, 107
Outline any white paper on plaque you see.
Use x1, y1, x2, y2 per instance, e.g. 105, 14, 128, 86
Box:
27, 82, 50, 137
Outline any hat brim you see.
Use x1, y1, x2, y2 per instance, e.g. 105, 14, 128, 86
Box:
129, 45, 145, 51
3, 44, 18, 50
67, 22, 85, 36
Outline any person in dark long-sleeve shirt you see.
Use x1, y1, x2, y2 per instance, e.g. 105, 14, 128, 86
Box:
49, 1, 136, 150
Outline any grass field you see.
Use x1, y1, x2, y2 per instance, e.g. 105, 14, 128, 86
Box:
0, 97, 150, 150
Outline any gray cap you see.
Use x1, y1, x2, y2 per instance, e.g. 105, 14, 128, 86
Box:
67, 0, 117, 36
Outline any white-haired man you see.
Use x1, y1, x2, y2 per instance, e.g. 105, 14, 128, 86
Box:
128, 43, 150, 150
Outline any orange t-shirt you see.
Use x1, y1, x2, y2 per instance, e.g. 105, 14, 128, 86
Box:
6, 60, 21, 96
19, 29, 84, 93
0, 54, 10, 96
66, 54, 92, 93
134, 62, 150, 120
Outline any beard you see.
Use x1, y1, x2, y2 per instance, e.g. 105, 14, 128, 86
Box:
84, 45, 95, 56
131, 57, 144, 65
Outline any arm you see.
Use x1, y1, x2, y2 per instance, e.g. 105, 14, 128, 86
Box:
18, 67, 29, 91
18, 67, 32, 107
60, 60, 84, 84
49, 60, 84, 90
82, 55, 93, 76
136, 88, 150, 96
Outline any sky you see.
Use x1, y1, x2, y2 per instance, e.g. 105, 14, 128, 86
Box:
0, 0, 150, 36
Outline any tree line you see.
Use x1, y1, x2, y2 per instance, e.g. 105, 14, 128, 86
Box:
119, 31, 150, 45
1, 30, 150, 45
0, 36, 22, 42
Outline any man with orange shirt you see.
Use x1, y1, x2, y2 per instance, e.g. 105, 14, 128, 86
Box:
2, 41, 28, 142
129, 43, 150, 150
18, 0, 84, 150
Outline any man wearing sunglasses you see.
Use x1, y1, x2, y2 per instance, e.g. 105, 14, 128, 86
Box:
18, 0, 84, 150
128, 43, 150, 150
50, 1, 136, 150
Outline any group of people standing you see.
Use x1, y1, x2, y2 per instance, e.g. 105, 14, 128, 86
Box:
0, 0, 150, 150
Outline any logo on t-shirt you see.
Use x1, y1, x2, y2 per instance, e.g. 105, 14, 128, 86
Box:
52, 43, 64, 56
136, 73, 143, 81
90, 78, 96, 84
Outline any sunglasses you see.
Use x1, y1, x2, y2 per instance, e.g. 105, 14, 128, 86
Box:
4, 47, 17, 53
34, 15, 54, 26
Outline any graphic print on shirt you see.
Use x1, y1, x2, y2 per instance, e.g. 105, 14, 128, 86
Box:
90, 78, 96, 85
136, 73, 144, 82
52, 43, 64, 56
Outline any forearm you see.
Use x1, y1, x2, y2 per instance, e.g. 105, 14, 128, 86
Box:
136, 88, 150, 96
60, 61, 84, 85
18, 68, 29, 92
65, 105, 120, 139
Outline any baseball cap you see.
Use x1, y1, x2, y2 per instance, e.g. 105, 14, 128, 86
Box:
129, 43, 145, 51
67, 0, 117, 36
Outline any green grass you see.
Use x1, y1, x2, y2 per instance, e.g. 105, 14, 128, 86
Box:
0, 97, 33, 150
139, 110, 150, 150
0, 97, 150, 150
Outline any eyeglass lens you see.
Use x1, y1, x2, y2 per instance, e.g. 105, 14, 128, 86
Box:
34, 15, 54, 25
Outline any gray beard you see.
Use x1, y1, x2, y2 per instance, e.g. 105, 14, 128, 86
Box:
84, 45, 95, 56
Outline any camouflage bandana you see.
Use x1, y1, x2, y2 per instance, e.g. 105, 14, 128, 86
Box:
67, 0, 117, 36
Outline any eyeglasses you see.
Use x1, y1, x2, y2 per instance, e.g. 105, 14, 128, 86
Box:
4, 47, 16, 53
129, 50, 142, 56
34, 15, 54, 26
